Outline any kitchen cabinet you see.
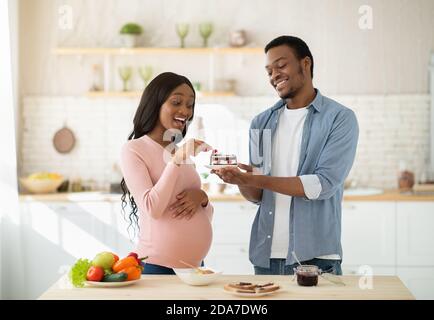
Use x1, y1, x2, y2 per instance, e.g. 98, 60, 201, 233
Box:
396, 267, 434, 300
53, 47, 262, 96
48, 201, 115, 257
210, 202, 257, 244
111, 201, 138, 256
341, 201, 396, 267
336, 199, 434, 298
395, 202, 434, 299
21, 201, 115, 258
206, 201, 257, 274
205, 243, 252, 275
341, 201, 434, 299
342, 265, 396, 276
18, 196, 434, 299
396, 202, 434, 266
19, 201, 112, 299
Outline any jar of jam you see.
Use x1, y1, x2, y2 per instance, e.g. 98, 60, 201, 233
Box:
294, 265, 320, 287
398, 170, 415, 191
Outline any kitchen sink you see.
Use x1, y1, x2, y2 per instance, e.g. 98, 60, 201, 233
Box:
343, 187, 384, 196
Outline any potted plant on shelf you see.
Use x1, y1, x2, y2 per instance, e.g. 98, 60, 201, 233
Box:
119, 23, 143, 48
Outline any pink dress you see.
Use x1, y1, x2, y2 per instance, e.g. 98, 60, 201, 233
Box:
120, 135, 213, 268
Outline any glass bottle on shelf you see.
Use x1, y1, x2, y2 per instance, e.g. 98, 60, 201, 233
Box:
138, 66, 153, 88
199, 22, 213, 48
71, 177, 83, 192
176, 23, 189, 48
90, 64, 103, 91
118, 66, 133, 91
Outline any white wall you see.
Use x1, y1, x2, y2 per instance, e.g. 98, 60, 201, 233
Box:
429, 54, 434, 172
1, 0, 25, 300
19, 0, 434, 96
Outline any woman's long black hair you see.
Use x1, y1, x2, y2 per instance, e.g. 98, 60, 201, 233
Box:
120, 72, 196, 238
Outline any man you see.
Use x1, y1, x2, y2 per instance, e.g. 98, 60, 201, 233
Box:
212, 36, 359, 275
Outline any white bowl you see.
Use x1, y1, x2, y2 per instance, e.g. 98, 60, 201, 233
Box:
20, 177, 64, 194
173, 267, 222, 286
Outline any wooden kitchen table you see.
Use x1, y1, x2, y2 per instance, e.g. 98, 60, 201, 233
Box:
38, 274, 414, 300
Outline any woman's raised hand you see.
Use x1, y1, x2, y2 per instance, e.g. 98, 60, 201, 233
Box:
172, 139, 212, 165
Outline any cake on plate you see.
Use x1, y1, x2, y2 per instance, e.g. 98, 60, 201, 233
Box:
210, 152, 237, 166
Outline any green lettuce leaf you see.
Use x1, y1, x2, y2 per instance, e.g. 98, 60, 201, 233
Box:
69, 258, 92, 288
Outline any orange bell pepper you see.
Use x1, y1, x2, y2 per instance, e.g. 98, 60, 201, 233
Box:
118, 265, 142, 281
112, 256, 138, 273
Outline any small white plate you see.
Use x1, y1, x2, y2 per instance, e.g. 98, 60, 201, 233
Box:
205, 164, 238, 170
223, 286, 283, 298
85, 278, 141, 287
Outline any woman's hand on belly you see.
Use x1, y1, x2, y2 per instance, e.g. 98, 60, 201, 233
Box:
169, 189, 209, 220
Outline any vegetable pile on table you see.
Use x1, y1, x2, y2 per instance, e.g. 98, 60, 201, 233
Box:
69, 252, 148, 288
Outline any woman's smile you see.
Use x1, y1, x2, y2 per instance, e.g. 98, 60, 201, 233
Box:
173, 115, 187, 129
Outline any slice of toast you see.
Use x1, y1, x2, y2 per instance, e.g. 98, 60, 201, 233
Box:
224, 282, 280, 294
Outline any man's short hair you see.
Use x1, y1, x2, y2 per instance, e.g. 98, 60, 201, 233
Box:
265, 35, 314, 78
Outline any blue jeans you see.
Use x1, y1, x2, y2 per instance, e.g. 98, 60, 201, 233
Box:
254, 258, 342, 275
142, 262, 176, 275
142, 261, 205, 275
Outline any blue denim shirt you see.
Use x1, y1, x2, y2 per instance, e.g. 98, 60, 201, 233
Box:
248, 89, 359, 268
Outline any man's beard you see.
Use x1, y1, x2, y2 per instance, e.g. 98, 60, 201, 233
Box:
281, 88, 299, 99
280, 65, 304, 99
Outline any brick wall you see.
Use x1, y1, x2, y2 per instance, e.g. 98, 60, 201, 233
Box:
20, 94, 430, 190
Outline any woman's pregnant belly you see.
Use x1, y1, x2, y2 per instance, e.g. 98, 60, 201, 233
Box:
150, 208, 212, 268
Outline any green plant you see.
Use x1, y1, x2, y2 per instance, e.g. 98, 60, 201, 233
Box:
201, 172, 209, 180
120, 23, 143, 35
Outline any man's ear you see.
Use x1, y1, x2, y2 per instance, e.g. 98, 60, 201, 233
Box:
303, 57, 312, 75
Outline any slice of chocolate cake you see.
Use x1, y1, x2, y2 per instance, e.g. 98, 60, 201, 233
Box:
210, 152, 237, 165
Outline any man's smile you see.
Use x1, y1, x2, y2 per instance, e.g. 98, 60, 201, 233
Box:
275, 79, 288, 90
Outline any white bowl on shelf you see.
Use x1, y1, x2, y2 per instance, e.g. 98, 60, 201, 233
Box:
173, 267, 222, 286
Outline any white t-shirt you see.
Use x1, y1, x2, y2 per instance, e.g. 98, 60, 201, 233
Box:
270, 106, 340, 260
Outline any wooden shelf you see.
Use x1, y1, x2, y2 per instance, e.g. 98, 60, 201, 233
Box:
85, 91, 236, 98
53, 47, 263, 55
86, 91, 141, 98
54, 47, 261, 94
196, 91, 236, 97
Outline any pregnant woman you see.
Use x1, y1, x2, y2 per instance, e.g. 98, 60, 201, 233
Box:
120, 72, 213, 274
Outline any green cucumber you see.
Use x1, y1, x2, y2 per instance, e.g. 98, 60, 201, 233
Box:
102, 272, 128, 282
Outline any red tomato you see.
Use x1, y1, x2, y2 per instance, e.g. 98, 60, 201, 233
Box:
86, 266, 104, 282
128, 252, 138, 259
112, 253, 119, 263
